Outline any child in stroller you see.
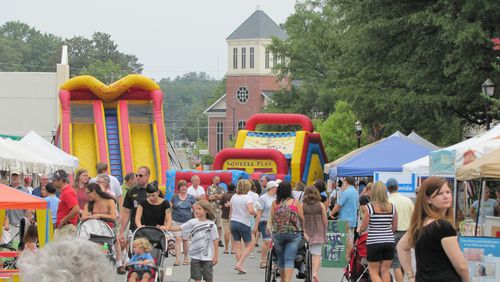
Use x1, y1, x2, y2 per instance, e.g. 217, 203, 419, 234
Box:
128, 238, 155, 282
265, 236, 312, 282
126, 226, 170, 282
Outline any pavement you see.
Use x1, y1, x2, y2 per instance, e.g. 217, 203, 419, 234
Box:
113, 246, 345, 282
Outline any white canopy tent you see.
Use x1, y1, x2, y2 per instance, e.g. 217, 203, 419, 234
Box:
0, 131, 78, 174
0, 137, 52, 174
402, 124, 500, 176
20, 131, 78, 170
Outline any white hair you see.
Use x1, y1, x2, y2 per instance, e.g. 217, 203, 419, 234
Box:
18, 238, 115, 282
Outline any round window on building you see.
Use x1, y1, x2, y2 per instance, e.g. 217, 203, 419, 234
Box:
236, 86, 249, 104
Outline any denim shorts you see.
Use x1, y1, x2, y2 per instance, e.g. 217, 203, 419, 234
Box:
258, 221, 271, 240
230, 221, 252, 243
272, 232, 302, 269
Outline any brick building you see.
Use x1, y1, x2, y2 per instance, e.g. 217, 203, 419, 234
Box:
203, 7, 289, 156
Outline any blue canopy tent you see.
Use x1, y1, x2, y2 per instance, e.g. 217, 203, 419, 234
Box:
336, 135, 432, 176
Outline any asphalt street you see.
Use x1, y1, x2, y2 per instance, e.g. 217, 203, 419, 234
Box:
113, 247, 345, 282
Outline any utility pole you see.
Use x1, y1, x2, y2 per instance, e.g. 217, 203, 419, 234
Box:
197, 117, 200, 141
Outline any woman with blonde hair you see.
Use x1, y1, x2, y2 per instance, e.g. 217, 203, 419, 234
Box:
302, 186, 327, 282
397, 176, 469, 282
357, 181, 397, 282
229, 179, 256, 274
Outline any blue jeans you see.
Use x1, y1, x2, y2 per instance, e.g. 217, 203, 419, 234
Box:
272, 232, 302, 269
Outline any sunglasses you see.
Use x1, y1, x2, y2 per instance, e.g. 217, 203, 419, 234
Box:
135, 174, 144, 178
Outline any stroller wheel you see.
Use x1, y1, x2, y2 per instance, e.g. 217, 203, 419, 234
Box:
264, 249, 277, 282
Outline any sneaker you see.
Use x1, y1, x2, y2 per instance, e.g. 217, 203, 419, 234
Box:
116, 266, 126, 275
218, 241, 224, 248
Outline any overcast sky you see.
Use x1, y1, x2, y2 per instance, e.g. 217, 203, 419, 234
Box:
1, 0, 296, 80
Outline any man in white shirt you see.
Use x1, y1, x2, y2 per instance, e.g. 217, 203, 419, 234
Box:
89, 162, 122, 204
387, 178, 414, 282
187, 175, 206, 200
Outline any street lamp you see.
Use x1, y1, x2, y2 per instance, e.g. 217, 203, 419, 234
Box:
482, 79, 496, 130
355, 120, 362, 148
51, 128, 56, 144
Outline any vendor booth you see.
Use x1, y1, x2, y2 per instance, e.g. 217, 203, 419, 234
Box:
0, 183, 54, 246
0, 183, 53, 281
335, 134, 432, 177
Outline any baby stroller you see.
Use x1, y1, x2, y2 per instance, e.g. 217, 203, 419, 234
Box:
0, 217, 30, 269
265, 236, 312, 282
342, 233, 369, 282
126, 226, 170, 282
76, 219, 116, 264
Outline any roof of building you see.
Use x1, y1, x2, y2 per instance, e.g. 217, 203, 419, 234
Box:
226, 9, 288, 40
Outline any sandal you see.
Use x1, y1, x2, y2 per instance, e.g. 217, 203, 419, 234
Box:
173, 260, 180, 266
234, 266, 246, 274
223, 251, 229, 254
183, 259, 190, 265
259, 261, 267, 269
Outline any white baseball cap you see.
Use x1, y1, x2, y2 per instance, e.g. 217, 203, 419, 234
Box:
266, 181, 279, 189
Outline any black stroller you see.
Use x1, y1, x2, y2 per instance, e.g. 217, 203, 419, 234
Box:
265, 236, 312, 282
125, 226, 171, 282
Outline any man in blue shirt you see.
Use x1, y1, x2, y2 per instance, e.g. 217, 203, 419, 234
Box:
330, 176, 359, 260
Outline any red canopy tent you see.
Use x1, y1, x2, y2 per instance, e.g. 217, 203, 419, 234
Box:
0, 183, 53, 247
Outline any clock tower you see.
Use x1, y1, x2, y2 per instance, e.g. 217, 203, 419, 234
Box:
204, 7, 289, 156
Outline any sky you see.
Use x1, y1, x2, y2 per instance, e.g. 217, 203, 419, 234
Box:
1, 0, 297, 80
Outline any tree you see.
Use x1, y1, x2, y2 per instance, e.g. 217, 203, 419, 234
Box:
269, 0, 500, 145
158, 72, 222, 142
317, 101, 367, 160
65, 32, 143, 77
80, 59, 129, 84
0, 21, 62, 72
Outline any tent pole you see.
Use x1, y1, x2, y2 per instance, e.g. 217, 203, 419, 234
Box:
474, 179, 484, 237
453, 176, 457, 225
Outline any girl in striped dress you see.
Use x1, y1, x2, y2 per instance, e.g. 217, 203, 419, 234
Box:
357, 181, 398, 282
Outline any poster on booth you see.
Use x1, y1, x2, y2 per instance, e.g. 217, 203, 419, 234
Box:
322, 220, 347, 268
373, 171, 417, 197
459, 236, 500, 282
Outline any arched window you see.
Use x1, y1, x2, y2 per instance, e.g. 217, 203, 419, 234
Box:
241, 47, 246, 69
233, 48, 238, 69
238, 121, 246, 131
250, 47, 255, 69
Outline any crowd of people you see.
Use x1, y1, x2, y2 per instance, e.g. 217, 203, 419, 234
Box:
3, 164, 494, 282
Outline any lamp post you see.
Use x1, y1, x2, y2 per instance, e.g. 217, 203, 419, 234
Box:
355, 120, 362, 148
482, 79, 496, 130
51, 128, 56, 144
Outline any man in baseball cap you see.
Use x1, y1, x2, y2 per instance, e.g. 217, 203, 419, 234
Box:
51, 170, 79, 239
386, 177, 414, 282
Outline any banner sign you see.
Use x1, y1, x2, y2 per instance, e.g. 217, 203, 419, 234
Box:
243, 132, 296, 156
374, 171, 417, 193
223, 159, 277, 174
429, 149, 456, 177
322, 220, 347, 268
459, 236, 500, 281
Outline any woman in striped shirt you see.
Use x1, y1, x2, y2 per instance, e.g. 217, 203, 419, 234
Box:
357, 181, 398, 282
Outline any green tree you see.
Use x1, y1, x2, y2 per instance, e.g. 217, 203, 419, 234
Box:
317, 101, 367, 160
0, 21, 62, 72
159, 72, 222, 142
80, 59, 129, 84
269, 0, 500, 146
